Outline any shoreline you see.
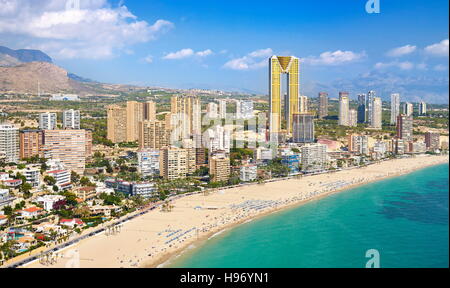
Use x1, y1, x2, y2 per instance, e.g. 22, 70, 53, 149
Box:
23, 155, 449, 268
152, 156, 450, 268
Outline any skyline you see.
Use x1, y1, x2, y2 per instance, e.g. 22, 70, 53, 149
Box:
0, 0, 449, 103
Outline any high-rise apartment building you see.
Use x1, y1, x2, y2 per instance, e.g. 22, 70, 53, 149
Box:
42, 130, 88, 174
338, 92, 350, 126
126, 101, 145, 142
357, 94, 367, 123
367, 91, 376, 124
390, 93, 401, 125
396, 114, 414, 142
301, 144, 327, 172
209, 153, 230, 182
39, 112, 57, 130
348, 135, 369, 155
292, 113, 315, 143
218, 99, 227, 119
170, 95, 201, 140
63, 109, 81, 129
419, 101, 427, 115
318, 92, 328, 119
203, 125, 231, 153
138, 120, 170, 150
403, 102, 414, 116
207, 102, 219, 119
107, 104, 127, 143
0, 125, 19, 163
240, 100, 254, 119
425, 132, 440, 150
269, 56, 300, 139
370, 97, 382, 130
144, 101, 156, 121
349, 109, 358, 127
159, 147, 188, 180
299, 96, 308, 113
19, 129, 44, 159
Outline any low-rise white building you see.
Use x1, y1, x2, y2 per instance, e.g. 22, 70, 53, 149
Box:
47, 170, 72, 190
240, 165, 258, 182
36, 195, 65, 211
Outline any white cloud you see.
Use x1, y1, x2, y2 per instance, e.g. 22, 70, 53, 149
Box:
196, 49, 213, 57
424, 39, 449, 57
374, 61, 415, 70
223, 48, 273, 70
434, 64, 448, 71
144, 55, 153, 64
163, 48, 213, 60
301, 50, 366, 66
386, 45, 417, 57
0, 0, 174, 59
163, 48, 194, 60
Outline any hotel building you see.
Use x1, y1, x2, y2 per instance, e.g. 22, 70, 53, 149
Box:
269, 56, 300, 140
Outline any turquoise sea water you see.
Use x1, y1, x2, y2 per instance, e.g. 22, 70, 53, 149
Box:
170, 163, 449, 268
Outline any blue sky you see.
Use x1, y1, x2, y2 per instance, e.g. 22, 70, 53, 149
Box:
0, 0, 448, 103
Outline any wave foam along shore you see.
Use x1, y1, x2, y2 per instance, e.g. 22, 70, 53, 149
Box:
23, 155, 449, 268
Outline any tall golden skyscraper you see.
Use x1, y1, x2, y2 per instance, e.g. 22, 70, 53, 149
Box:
269, 56, 300, 141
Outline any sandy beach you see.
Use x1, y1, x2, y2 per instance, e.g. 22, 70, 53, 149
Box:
24, 155, 449, 268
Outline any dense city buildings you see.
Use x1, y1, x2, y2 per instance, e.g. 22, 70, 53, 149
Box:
39, 112, 57, 130
390, 93, 401, 125
138, 120, 170, 149
63, 109, 81, 130
292, 113, 315, 143
42, 130, 89, 174
269, 56, 300, 139
318, 92, 329, 119
425, 132, 440, 150
0, 124, 19, 163
19, 129, 43, 159
370, 97, 383, 130
396, 114, 414, 142
338, 92, 350, 126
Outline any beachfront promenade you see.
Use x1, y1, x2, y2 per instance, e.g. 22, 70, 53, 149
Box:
11, 155, 449, 268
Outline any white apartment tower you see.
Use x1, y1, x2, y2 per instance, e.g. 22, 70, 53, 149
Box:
39, 112, 57, 130
63, 109, 81, 129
